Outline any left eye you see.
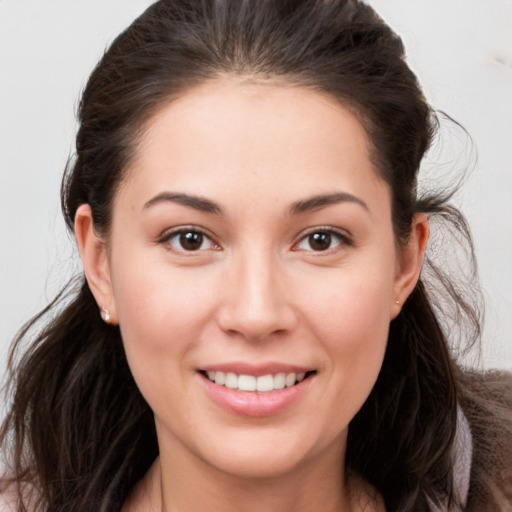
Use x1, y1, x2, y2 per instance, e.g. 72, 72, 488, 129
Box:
164, 230, 217, 252
295, 231, 346, 252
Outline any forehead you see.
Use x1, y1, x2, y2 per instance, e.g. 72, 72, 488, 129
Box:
118, 79, 388, 213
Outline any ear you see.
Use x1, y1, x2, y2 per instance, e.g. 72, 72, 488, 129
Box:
75, 204, 117, 324
391, 213, 429, 319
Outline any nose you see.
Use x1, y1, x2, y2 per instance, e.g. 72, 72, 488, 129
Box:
217, 250, 298, 342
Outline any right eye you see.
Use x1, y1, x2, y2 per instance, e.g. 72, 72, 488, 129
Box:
159, 228, 219, 252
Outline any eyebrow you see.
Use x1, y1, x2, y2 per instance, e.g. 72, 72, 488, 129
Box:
143, 192, 223, 214
289, 192, 369, 215
143, 191, 368, 216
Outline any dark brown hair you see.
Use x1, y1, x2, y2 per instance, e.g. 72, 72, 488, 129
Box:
1, 1, 504, 511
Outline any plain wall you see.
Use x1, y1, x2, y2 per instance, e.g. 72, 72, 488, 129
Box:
1, 0, 511, 387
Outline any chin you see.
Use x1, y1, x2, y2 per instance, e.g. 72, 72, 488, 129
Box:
208, 450, 307, 480
193, 426, 345, 481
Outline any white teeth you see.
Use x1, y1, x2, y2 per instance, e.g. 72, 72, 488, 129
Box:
225, 372, 238, 389
205, 370, 310, 392
274, 373, 286, 389
285, 373, 296, 387
256, 374, 274, 392
214, 372, 225, 385
238, 375, 256, 391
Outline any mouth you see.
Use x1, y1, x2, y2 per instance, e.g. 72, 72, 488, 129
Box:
199, 370, 317, 393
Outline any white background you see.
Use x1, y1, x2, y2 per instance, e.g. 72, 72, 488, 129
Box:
1, 0, 511, 386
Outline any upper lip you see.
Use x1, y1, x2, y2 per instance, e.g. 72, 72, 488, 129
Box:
199, 362, 315, 377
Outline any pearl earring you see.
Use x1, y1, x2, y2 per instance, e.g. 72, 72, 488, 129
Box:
100, 307, 111, 323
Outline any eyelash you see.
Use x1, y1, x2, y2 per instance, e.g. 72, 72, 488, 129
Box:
293, 227, 353, 253
157, 227, 219, 253
157, 226, 353, 254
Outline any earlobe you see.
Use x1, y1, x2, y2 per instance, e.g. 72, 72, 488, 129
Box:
74, 204, 117, 324
391, 213, 429, 319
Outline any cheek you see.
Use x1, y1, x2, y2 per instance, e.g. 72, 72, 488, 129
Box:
300, 262, 395, 399
109, 260, 217, 390
304, 263, 394, 344
325, 287, 389, 380
113, 259, 213, 335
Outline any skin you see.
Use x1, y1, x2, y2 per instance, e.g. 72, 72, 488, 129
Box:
75, 80, 428, 512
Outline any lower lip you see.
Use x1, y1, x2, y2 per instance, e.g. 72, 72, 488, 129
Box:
201, 374, 312, 417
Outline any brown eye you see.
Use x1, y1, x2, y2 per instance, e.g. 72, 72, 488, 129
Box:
307, 232, 332, 251
163, 229, 217, 252
295, 229, 348, 252
179, 231, 204, 251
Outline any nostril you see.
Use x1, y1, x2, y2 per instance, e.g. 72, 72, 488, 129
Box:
217, 307, 299, 343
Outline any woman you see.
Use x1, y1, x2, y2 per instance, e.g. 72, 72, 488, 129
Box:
1, 1, 511, 511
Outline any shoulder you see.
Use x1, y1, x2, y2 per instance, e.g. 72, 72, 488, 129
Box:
452, 405, 473, 507
459, 369, 512, 510
0, 475, 37, 512
0, 481, 18, 512
0, 497, 17, 512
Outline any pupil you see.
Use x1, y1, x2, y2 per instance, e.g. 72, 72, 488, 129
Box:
180, 232, 203, 250
309, 232, 331, 251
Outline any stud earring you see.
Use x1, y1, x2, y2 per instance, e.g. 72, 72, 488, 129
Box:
100, 307, 111, 323
395, 300, 401, 306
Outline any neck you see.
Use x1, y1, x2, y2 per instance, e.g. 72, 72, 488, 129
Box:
160, 453, 348, 512
123, 441, 383, 512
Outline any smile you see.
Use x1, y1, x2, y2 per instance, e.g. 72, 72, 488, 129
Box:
200, 367, 316, 416
204, 371, 312, 392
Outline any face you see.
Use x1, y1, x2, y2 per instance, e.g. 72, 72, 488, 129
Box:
78, 80, 425, 480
